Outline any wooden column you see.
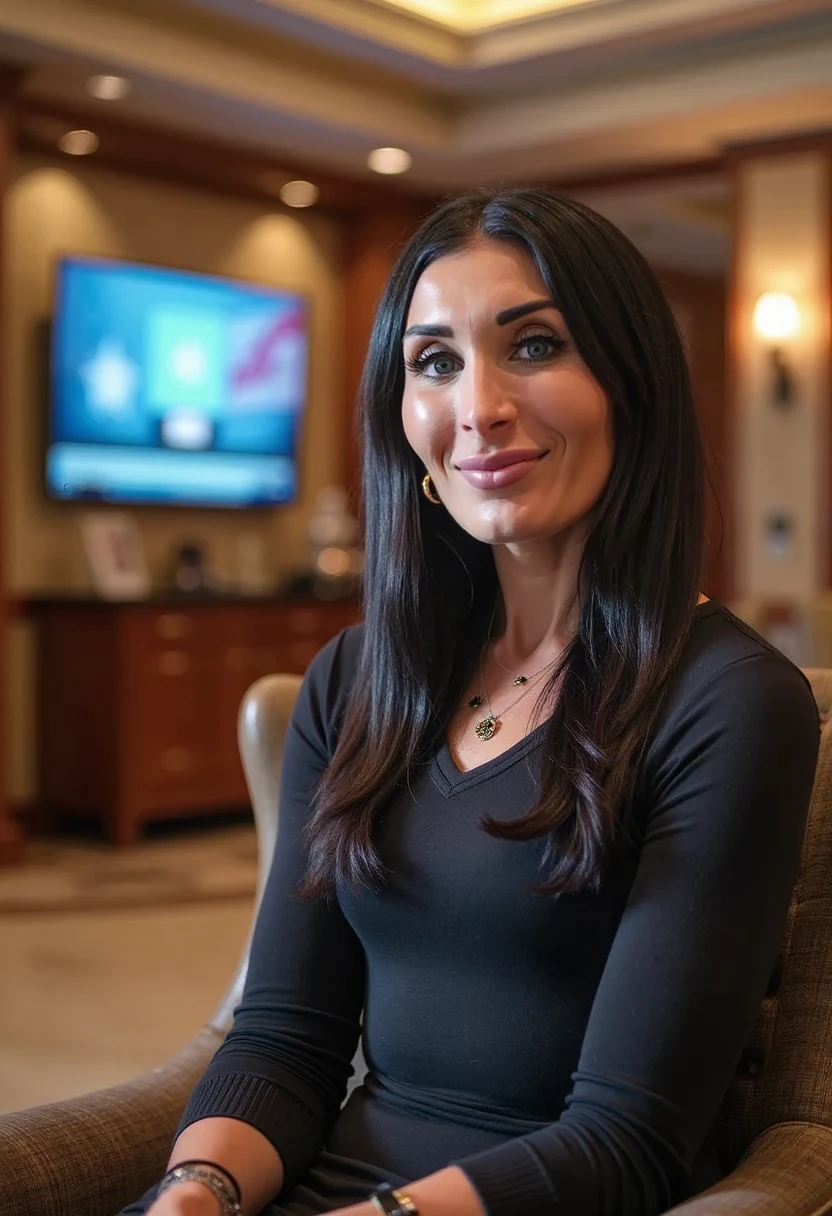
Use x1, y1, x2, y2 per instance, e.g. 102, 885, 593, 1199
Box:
342, 204, 426, 496
0, 67, 26, 865
659, 268, 730, 602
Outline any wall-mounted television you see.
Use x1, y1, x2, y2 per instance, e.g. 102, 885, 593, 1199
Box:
46, 256, 309, 508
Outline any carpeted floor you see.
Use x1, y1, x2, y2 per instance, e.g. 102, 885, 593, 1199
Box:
0, 895, 254, 1114
0, 824, 259, 915
0, 822, 265, 1114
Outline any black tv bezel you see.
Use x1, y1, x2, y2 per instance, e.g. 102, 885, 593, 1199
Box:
44, 251, 313, 513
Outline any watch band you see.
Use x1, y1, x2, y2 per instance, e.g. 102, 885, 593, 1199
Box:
368, 1182, 419, 1215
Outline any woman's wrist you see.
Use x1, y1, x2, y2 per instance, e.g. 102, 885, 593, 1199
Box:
152, 1180, 223, 1215
159, 1163, 240, 1215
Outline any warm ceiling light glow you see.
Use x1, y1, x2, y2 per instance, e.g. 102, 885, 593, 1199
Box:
367, 147, 412, 175
86, 74, 132, 101
753, 293, 800, 341
279, 180, 319, 208
58, 129, 99, 156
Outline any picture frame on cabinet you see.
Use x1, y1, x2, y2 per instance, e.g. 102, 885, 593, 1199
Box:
80, 511, 151, 600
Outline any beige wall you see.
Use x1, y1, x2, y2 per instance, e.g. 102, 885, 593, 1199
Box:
733, 152, 831, 602
3, 155, 345, 799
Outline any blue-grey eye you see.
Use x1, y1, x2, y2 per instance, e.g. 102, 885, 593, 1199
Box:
429, 354, 456, 376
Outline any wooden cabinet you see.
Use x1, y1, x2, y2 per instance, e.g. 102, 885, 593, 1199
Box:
33, 598, 360, 845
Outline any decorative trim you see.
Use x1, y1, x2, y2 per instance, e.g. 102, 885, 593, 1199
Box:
15, 99, 416, 215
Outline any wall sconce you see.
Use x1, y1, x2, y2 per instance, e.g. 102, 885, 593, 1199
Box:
752, 292, 801, 409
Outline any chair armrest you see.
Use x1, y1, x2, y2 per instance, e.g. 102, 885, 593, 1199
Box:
665, 1122, 832, 1215
0, 1026, 222, 1216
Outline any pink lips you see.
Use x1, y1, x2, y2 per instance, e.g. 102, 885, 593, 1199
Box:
455, 449, 547, 490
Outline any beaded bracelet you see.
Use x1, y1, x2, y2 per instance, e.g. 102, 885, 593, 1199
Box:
158, 1163, 242, 1216
173, 1159, 242, 1202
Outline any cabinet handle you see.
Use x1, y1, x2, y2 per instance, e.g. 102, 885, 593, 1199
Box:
158, 650, 191, 676
161, 747, 192, 773
155, 614, 193, 640
225, 646, 254, 672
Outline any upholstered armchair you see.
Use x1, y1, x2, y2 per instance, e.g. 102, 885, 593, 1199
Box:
1, 670, 831, 1216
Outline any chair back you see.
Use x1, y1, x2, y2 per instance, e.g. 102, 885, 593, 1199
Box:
209, 673, 302, 1031
716, 668, 832, 1167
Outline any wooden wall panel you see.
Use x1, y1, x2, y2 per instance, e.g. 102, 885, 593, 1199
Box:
659, 268, 730, 602
342, 206, 427, 497
0, 69, 26, 864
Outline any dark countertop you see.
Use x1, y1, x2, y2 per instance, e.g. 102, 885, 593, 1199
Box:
23, 590, 361, 612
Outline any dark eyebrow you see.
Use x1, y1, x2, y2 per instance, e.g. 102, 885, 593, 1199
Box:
402, 323, 453, 340
402, 299, 558, 341
496, 299, 558, 325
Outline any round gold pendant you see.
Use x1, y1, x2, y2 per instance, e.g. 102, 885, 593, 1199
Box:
475, 716, 498, 741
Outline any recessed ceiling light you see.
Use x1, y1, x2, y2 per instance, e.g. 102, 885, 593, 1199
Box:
279, 180, 320, 208
367, 147, 412, 175
86, 74, 132, 101
58, 129, 99, 156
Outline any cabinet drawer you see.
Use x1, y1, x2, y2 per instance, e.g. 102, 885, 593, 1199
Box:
120, 614, 215, 808
258, 603, 361, 674
152, 611, 197, 642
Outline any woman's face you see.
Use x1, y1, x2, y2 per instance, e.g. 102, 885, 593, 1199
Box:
401, 240, 614, 548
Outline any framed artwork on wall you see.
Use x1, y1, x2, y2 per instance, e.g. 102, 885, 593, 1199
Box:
79, 512, 151, 600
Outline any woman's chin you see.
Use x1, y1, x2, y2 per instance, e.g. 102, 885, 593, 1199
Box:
451, 500, 585, 549
460, 511, 550, 548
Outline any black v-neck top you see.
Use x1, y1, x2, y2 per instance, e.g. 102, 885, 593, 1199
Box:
178, 601, 820, 1216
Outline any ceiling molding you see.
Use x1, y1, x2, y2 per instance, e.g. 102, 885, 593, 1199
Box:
0, 0, 830, 189
721, 126, 832, 159
544, 156, 726, 194
17, 95, 734, 202
14, 98, 419, 212
185, 0, 832, 78
190, 0, 467, 68
456, 35, 832, 154
369, 0, 586, 33
0, 0, 451, 144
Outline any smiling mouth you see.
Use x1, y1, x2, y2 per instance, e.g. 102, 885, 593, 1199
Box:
455, 451, 547, 490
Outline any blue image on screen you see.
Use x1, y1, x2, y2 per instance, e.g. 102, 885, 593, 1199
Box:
146, 308, 226, 415
47, 257, 308, 507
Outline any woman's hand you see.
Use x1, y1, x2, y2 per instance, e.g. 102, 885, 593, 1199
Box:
335, 1167, 486, 1216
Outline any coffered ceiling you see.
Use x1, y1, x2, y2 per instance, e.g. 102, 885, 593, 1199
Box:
368, 1, 592, 31
1, 0, 830, 190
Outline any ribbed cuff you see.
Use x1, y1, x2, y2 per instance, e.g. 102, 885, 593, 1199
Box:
454, 1138, 558, 1216
178, 1071, 323, 1188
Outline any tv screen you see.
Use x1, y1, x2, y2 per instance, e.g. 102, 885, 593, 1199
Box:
47, 256, 309, 508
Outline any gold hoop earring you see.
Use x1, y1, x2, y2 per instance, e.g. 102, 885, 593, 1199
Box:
421, 473, 441, 505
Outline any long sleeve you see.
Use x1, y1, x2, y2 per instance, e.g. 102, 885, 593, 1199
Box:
177, 628, 366, 1189
455, 651, 820, 1216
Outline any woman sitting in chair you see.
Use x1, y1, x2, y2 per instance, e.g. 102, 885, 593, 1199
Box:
123, 188, 819, 1216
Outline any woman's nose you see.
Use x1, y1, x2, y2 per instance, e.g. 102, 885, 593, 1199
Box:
458, 361, 517, 435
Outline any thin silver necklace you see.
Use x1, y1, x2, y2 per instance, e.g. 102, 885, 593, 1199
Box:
467, 651, 560, 741
489, 642, 559, 686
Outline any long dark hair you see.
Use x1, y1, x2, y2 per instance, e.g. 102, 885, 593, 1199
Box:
300, 187, 704, 898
